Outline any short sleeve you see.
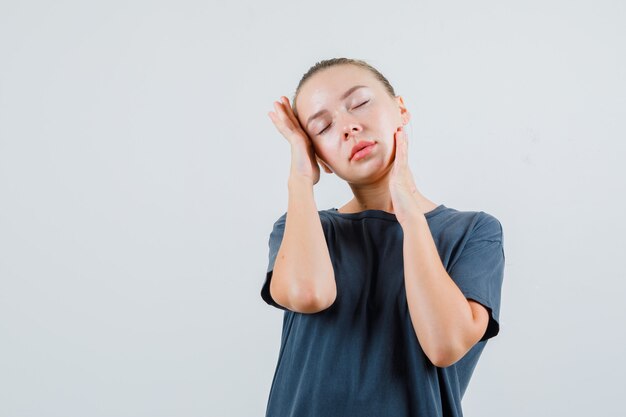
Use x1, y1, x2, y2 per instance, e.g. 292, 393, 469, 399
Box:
261, 212, 288, 311
448, 213, 505, 342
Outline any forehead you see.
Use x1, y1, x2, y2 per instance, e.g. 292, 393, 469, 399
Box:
296, 65, 382, 117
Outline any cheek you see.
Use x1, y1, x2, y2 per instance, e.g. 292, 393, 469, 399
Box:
312, 141, 334, 162
370, 108, 398, 134
370, 113, 397, 143
377, 131, 398, 164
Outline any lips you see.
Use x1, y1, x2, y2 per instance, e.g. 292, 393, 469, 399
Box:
350, 141, 376, 160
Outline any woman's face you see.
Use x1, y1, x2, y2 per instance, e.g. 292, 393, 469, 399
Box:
295, 64, 410, 184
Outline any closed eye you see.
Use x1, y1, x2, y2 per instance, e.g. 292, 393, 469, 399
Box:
318, 123, 332, 135
317, 100, 370, 136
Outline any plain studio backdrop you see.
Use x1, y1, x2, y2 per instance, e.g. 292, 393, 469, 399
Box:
1, 1, 624, 416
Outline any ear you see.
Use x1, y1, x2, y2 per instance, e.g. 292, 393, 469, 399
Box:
317, 156, 334, 174
395, 95, 411, 126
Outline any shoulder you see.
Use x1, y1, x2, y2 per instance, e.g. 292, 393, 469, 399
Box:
269, 210, 332, 231
268, 212, 287, 235
435, 206, 503, 243
470, 211, 502, 240
471, 211, 503, 242
273, 211, 287, 226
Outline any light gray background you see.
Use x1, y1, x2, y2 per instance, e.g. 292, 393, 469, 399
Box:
1, 1, 624, 416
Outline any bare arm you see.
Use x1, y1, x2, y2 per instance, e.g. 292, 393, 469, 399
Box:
266, 96, 336, 314
269, 176, 336, 314
402, 214, 489, 368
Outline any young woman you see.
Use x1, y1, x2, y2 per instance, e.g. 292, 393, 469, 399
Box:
261, 58, 505, 417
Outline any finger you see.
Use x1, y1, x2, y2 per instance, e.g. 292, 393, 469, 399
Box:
268, 110, 284, 127
273, 101, 291, 126
273, 100, 284, 117
279, 96, 303, 130
268, 110, 288, 138
391, 129, 399, 166
395, 128, 408, 169
268, 109, 281, 126
270, 104, 293, 137
401, 127, 409, 159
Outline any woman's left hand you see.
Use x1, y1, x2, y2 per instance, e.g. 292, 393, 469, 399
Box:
389, 126, 425, 226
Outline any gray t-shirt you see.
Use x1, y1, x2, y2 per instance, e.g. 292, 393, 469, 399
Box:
261, 204, 505, 417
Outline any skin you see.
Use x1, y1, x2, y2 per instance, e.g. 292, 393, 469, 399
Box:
268, 64, 490, 367
293, 64, 438, 219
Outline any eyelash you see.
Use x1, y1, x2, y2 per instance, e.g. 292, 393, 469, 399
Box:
317, 100, 370, 135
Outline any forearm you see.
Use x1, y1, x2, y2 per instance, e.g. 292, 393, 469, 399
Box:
271, 176, 336, 312
401, 214, 474, 366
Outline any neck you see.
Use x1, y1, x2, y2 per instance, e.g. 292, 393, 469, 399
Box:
341, 170, 437, 215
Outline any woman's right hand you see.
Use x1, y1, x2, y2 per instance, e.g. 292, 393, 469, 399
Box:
268, 96, 321, 186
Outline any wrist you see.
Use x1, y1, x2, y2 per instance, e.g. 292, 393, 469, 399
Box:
400, 210, 428, 229
288, 175, 314, 189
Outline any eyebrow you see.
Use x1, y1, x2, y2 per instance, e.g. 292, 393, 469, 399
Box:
305, 85, 369, 129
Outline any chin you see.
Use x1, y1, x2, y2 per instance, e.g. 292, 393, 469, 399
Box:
338, 158, 390, 184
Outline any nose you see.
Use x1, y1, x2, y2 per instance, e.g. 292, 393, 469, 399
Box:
340, 115, 362, 140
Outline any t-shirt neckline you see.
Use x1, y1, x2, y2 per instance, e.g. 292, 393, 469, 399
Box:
326, 204, 447, 221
